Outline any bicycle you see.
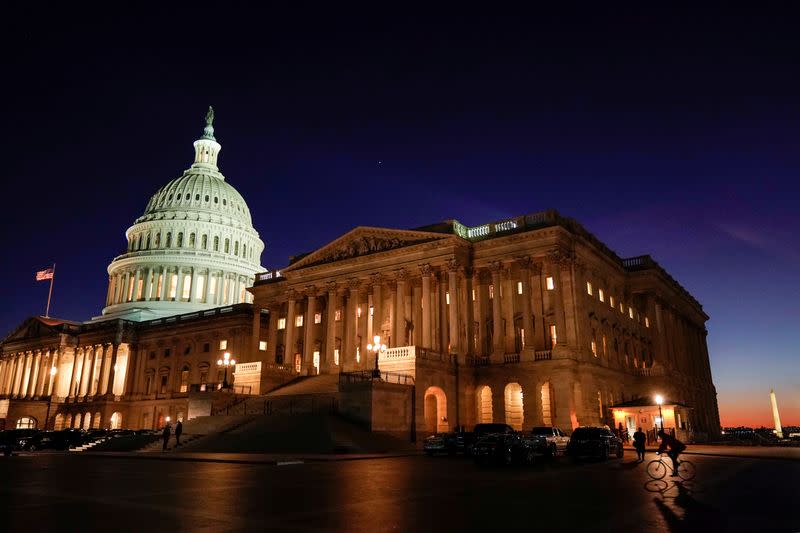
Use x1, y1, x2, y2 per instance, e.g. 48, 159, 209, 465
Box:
646, 453, 696, 481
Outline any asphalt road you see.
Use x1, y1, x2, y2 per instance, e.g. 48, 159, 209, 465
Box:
0, 452, 797, 532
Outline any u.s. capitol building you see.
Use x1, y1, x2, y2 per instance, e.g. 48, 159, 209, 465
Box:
0, 111, 721, 442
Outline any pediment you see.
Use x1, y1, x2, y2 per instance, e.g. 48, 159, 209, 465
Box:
283, 226, 457, 271
1, 317, 65, 344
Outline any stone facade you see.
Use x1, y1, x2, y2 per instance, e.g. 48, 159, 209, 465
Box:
250, 210, 721, 441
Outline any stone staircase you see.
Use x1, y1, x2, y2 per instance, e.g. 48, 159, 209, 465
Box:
138, 415, 257, 452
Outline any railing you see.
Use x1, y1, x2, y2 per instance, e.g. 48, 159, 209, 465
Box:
140, 304, 249, 326
261, 363, 297, 374
339, 370, 415, 386
380, 346, 455, 365
534, 350, 553, 361
504, 353, 520, 364
466, 356, 490, 366
220, 395, 339, 416
633, 366, 664, 377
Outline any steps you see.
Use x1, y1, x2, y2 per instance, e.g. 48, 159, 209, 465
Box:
138, 415, 257, 453
265, 374, 340, 396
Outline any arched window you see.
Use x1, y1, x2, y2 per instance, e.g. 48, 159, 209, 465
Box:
110, 412, 122, 430
189, 233, 196, 247
243, 244, 247, 258
92, 412, 102, 429
155, 232, 161, 247
234, 241, 239, 256
145, 234, 150, 250
16, 416, 37, 429
504, 383, 524, 430
54, 413, 65, 431
213, 236, 219, 251
477, 386, 493, 423
201, 234, 208, 250
166, 232, 172, 247
177, 232, 184, 247
180, 365, 190, 393
541, 382, 553, 426
224, 238, 230, 253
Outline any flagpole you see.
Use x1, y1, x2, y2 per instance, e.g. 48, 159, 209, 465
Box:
45, 263, 56, 318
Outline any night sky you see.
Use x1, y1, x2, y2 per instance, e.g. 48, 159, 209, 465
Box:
2, 7, 798, 427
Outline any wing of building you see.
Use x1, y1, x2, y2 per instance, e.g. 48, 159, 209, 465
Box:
0, 114, 721, 442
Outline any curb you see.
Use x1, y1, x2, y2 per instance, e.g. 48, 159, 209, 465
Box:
623, 446, 799, 462
74, 451, 423, 465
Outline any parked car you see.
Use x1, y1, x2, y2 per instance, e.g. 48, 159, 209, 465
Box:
528, 426, 570, 457
472, 432, 535, 465
458, 423, 518, 456
0, 429, 40, 455
566, 426, 624, 460
423, 433, 458, 456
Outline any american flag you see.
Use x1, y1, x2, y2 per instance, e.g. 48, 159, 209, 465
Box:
36, 267, 54, 281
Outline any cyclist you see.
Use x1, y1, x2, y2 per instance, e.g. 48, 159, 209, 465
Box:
656, 430, 686, 476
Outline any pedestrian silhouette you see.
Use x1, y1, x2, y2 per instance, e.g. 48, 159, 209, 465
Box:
162, 424, 171, 451
174, 420, 183, 447
633, 426, 646, 462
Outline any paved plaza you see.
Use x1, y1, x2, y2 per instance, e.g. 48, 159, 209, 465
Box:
1, 451, 797, 532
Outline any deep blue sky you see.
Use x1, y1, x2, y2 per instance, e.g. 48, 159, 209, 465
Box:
1, 7, 798, 426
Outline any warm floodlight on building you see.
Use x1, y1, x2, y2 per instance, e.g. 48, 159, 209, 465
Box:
366, 335, 387, 378
50, 366, 57, 376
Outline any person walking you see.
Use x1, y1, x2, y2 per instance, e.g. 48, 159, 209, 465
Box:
174, 420, 183, 447
162, 424, 171, 451
633, 426, 647, 462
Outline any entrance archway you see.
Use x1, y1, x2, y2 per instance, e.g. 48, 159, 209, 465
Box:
54, 414, 65, 431
504, 383, 524, 430
73, 413, 82, 428
92, 412, 102, 429
64, 414, 73, 429
477, 385, 493, 423
541, 382, 553, 426
110, 412, 122, 430
423, 386, 448, 434
82, 412, 92, 430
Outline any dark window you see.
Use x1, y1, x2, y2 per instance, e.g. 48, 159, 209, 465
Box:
214, 197, 218, 204
185, 193, 190, 200
195, 194, 200, 201
223, 199, 227, 205
205, 195, 209, 202
160, 375, 168, 394
184, 345, 191, 355
148, 351, 156, 360
203, 343, 210, 353
164, 348, 171, 357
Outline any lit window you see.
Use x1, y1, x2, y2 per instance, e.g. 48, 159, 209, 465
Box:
619, 302, 624, 313
334, 349, 340, 366
314, 312, 322, 324
546, 277, 555, 290
295, 315, 303, 327
517, 281, 523, 295
587, 281, 593, 296
645, 317, 650, 328
549, 325, 558, 347
609, 296, 615, 308
259, 341, 267, 351
446, 292, 450, 305
357, 307, 362, 318
602, 336, 607, 355
356, 346, 360, 363
520, 328, 525, 349
472, 289, 476, 301
335, 309, 341, 321
219, 340, 227, 350
598, 289, 605, 302
489, 285, 494, 299
168, 274, 178, 299
182, 275, 191, 299
591, 340, 597, 357
195, 275, 205, 299
628, 307, 634, 319
277, 318, 286, 330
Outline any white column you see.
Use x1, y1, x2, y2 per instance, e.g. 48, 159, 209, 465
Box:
189, 267, 198, 303
160, 266, 169, 301
203, 269, 211, 303
132, 269, 142, 301
143, 267, 153, 301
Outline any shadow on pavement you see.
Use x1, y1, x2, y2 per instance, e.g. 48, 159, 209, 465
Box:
651, 480, 722, 532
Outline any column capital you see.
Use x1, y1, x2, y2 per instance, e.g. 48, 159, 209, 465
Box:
286, 288, 300, 301
546, 247, 576, 270
370, 273, 383, 286
418, 263, 432, 277
303, 285, 318, 298
446, 258, 462, 272
476, 268, 492, 283
515, 256, 533, 270
347, 278, 362, 291
489, 260, 504, 272
326, 281, 339, 294
395, 268, 409, 281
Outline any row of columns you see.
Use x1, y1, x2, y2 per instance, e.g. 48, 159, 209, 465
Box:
0, 343, 122, 400
106, 267, 252, 307
127, 230, 255, 263
253, 257, 573, 373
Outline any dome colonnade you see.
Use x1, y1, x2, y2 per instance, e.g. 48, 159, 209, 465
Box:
101, 108, 264, 321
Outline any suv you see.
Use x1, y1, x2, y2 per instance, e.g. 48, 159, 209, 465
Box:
528, 426, 570, 457
566, 426, 624, 460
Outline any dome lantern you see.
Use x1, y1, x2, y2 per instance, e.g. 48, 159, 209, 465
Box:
192, 106, 222, 173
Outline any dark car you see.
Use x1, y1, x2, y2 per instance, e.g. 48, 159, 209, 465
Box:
528, 426, 570, 457
472, 432, 535, 465
423, 433, 458, 456
459, 423, 518, 455
20, 430, 86, 451
566, 426, 624, 460
1, 429, 40, 455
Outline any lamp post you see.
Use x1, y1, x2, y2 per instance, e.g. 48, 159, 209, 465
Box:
44, 366, 57, 430
366, 335, 386, 379
217, 352, 236, 389
655, 394, 664, 433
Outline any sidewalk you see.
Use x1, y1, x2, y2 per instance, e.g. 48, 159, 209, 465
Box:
625, 444, 800, 461
79, 450, 423, 465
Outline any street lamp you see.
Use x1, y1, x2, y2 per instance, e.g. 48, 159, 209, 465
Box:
366, 335, 387, 379
217, 352, 236, 389
655, 394, 664, 433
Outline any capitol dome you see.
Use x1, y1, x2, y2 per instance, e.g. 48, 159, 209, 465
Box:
99, 108, 265, 321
